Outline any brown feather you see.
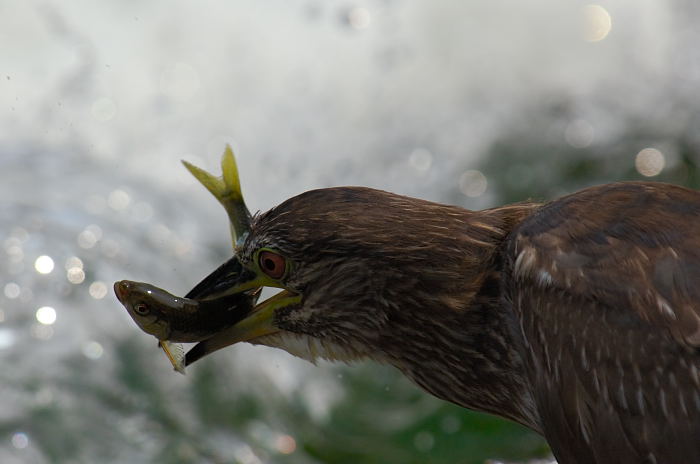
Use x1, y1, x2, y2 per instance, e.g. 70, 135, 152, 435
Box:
511, 182, 700, 347
508, 182, 700, 462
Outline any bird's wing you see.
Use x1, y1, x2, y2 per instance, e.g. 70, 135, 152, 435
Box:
506, 182, 700, 463
511, 182, 700, 347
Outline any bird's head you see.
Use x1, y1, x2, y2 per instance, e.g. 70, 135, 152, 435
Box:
184, 186, 510, 368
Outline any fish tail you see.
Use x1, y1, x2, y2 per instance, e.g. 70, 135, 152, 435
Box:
181, 145, 243, 204
182, 144, 251, 246
220, 145, 244, 202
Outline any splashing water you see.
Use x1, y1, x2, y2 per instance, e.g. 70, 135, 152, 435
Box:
2, 1, 697, 462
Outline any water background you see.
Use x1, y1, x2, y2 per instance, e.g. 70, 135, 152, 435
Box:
1, 1, 698, 462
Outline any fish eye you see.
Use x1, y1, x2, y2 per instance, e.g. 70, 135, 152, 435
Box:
259, 250, 286, 279
134, 303, 149, 316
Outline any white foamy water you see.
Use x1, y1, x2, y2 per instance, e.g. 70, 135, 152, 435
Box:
1, 1, 698, 462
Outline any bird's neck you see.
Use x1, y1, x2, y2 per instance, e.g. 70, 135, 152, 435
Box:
379, 202, 543, 432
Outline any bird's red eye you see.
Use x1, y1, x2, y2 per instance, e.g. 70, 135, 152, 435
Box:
259, 251, 286, 279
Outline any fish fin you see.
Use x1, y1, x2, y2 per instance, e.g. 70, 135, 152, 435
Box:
158, 340, 186, 375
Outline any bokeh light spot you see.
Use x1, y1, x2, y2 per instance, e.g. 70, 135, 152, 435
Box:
441, 415, 461, 433
108, 190, 131, 211
635, 148, 665, 177
77, 224, 103, 249
4, 237, 21, 249
34, 255, 55, 274
4, 282, 20, 299
565, 119, 595, 148
409, 148, 433, 172
413, 430, 435, 452
173, 239, 192, 257
65, 256, 84, 270
89, 281, 108, 299
347, 7, 371, 29
36, 306, 57, 325
275, 434, 296, 454
6, 244, 23, 263
67, 267, 86, 284
583, 5, 612, 42
11, 432, 28, 449
86, 224, 103, 239
78, 230, 97, 249
82, 341, 104, 360
459, 170, 488, 197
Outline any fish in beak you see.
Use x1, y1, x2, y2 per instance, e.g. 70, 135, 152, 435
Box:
183, 256, 301, 366
114, 279, 260, 373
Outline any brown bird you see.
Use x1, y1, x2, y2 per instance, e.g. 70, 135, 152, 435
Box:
185, 181, 700, 463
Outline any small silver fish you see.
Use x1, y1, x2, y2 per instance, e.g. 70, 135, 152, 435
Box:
114, 280, 257, 374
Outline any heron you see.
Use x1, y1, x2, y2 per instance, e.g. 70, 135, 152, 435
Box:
181, 153, 700, 463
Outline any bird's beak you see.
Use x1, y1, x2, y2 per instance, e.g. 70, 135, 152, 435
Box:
184, 256, 259, 300
182, 146, 303, 367
184, 256, 302, 366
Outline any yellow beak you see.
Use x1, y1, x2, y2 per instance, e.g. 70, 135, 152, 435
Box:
185, 289, 301, 366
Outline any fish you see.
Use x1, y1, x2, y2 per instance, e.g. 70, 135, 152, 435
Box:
113, 280, 257, 373
182, 145, 252, 248
115, 146, 259, 373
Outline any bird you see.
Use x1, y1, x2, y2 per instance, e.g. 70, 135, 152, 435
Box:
182, 178, 700, 463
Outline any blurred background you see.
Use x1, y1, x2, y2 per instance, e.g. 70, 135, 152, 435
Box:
1, 1, 699, 463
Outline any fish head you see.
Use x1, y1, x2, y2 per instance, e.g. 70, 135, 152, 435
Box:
114, 280, 184, 340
